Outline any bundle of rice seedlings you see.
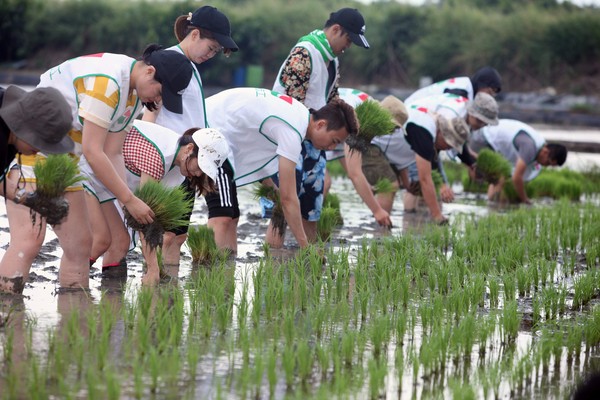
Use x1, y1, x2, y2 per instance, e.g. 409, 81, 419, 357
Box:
187, 225, 225, 266
31, 154, 85, 225
125, 180, 194, 250
432, 170, 444, 194
317, 207, 338, 242
346, 100, 396, 153
254, 183, 286, 238
475, 149, 512, 184
373, 178, 395, 195
322, 192, 343, 226
528, 171, 582, 201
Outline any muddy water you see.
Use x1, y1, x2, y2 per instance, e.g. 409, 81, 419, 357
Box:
0, 126, 599, 398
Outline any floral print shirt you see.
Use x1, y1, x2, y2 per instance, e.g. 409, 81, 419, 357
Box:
278, 47, 339, 104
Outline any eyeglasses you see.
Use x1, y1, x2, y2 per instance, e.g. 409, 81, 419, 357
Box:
208, 44, 224, 56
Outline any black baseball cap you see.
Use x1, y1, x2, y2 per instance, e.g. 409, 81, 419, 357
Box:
190, 6, 239, 52
328, 8, 369, 49
147, 49, 193, 114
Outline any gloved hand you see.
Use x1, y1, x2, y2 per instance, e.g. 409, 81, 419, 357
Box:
23, 192, 70, 225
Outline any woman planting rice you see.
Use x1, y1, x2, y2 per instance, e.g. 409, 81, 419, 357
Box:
81, 120, 229, 285
0, 45, 193, 294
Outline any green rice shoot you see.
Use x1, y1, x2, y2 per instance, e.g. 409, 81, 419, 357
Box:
354, 100, 396, 141
133, 180, 193, 231
317, 207, 338, 242
187, 225, 221, 265
373, 178, 395, 194
476, 149, 512, 183
323, 193, 343, 226
33, 154, 85, 198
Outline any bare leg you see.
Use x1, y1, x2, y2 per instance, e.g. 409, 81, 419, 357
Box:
208, 216, 238, 254
52, 191, 93, 289
162, 232, 187, 265
100, 201, 131, 266
0, 177, 46, 293
303, 220, 318, 243
85, 193, 112, 261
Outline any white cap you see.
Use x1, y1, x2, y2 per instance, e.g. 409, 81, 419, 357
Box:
192, 128, 229, 181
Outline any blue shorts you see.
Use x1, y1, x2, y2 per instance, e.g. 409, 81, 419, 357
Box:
265, 141, 325, 222
407, 162, 419, 182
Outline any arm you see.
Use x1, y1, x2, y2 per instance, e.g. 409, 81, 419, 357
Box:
416, 154, 445, 222
81, 120, 154, 224
512, 158, 531, 204
141, 108, 158, 123
436, 157, 454, 203
278, 156, 309, 248
342, 144, 392, 227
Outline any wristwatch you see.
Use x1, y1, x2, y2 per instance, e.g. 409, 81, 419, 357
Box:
13, 188, 26, 204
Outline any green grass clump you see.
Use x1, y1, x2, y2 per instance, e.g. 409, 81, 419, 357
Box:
475, 149, 512, 184
187, 225, 222, 265
432, 170, 443, 193
347, 100, 396, 152
373, 178, 395, 194
34, 154, 85, 197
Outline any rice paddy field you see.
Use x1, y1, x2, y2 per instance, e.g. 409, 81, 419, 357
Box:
0, 131, 599, 399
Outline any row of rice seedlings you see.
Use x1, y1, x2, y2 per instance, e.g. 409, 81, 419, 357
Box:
3, 201, 600, 398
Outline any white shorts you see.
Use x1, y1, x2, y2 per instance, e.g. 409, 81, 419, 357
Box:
78, 157, 117, 203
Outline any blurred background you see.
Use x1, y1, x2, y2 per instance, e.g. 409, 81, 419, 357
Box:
1, 0, 599, 122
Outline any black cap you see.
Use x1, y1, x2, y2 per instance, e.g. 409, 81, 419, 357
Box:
147, 50, 193, 114
328, 8, 369, 49
471, 66, 502, 94
190, 6, 239, 52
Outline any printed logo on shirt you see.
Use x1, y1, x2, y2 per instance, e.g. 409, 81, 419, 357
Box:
270, 91, 294, 105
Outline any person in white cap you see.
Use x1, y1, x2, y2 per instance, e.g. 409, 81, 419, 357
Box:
80, 120, 229, 285
142, 5, 239, 269
263, 8, 370, 247
402, 91, 499, 208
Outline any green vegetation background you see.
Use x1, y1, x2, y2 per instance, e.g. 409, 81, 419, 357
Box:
1, 0, 599, 94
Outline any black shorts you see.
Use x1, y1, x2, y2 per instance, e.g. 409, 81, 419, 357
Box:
167, 178, 195, 236
204, 160, 240, 219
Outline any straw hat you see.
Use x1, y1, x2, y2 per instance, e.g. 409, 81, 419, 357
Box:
380, 95, 408, 128
437, 116, 469, 150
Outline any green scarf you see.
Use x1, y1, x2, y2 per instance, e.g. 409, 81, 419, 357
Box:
297, 30, 336, 64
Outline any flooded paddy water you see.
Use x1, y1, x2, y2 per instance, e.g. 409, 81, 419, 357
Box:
1, 126, 600, 399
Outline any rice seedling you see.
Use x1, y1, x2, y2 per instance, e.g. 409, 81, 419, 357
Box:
368, 358, 387, 399
475, 148, 512, 184
373, 177, 396, 195
346, 99, 396, 152
125, 180, 194, 250
254, 183, 286, 238
323, 192, 344, 226
186, 225, 225, 266
502, 300, 520, 344
317, 206, 338, 242
31, 154, 85, 225
282, 343, 296, 389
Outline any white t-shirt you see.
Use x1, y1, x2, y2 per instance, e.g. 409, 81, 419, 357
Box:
206, 88, 310, 186
154, 45, 207, 135
404, 76, 474, 105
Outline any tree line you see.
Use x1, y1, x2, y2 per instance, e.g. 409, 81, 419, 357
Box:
1, 0, 599, 94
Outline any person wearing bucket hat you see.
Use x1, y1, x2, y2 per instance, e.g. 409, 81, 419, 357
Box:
140, 5, 238, 269
0, 44, 193, 293
399, 91, 499, 211
263, 8, 370, 247
469, 119, 567, 205
79, 120, 229, 285
405, 65, 502, 105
